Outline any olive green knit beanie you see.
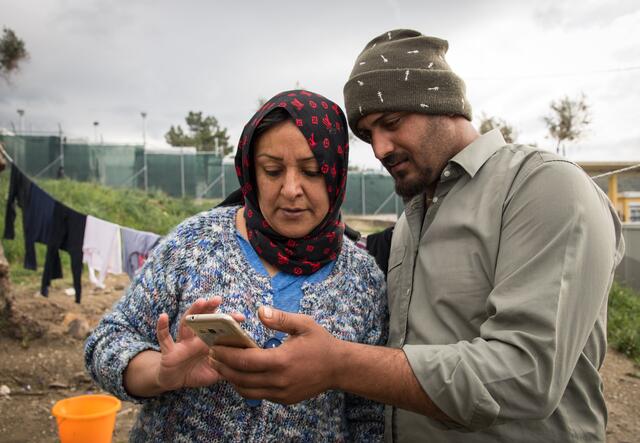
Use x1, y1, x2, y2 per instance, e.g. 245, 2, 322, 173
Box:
343, 29, 472, 140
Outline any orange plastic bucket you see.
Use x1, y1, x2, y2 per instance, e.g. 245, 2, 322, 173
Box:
51, 394, 121, 443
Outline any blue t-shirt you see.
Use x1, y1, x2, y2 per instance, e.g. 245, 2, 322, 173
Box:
236, 232, 334, 341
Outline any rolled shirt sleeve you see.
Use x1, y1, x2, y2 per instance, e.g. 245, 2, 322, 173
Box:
403, 160, 623, 429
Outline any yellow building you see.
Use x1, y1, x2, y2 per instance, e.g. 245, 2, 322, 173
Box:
579, 162, 640, 222
617, 192, 640, 222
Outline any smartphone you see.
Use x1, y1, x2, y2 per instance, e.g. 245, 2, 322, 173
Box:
185, 313, 259, 348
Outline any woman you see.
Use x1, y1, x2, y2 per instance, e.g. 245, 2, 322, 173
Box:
85, 90, 388, 442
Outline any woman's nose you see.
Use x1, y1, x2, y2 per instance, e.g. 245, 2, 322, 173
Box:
281, 170, 303, 199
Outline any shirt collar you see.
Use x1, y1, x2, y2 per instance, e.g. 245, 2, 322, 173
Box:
450, 129, 507, 178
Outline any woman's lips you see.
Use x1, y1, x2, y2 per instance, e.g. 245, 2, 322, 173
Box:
280, 208, 307, 218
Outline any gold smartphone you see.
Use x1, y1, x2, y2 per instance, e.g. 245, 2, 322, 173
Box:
185, 313, 259, 348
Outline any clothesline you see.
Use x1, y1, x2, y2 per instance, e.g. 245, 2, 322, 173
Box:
590, 163, 640, 179
1, 142, 161, 304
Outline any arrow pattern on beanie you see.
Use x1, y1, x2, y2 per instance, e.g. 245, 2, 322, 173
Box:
343, 29, 472, 140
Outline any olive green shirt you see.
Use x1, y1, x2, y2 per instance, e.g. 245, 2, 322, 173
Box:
385, 130, 625, 442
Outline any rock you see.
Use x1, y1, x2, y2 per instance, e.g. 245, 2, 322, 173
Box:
66, 316, 90, 340
72, 371, 92, 384
8, 313, 46, 340
68, 318, 90, 340
61, 312, 81, 329
64, 288, 76, 297
0, 385, 10, 396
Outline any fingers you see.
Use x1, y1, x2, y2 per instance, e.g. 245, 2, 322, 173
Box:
229, 311, 246, 323
212, 345, 280, 373
156, 313, 174, 353
215, 361, 274, 389
178, 296, 223, 340
258, 306, 312, 336
183, 296, 223, 318
212, 354, 292, 401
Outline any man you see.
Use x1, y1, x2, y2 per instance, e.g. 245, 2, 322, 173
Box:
214, 29, 624, 442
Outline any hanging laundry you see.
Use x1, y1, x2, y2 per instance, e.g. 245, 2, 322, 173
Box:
3, 164, 32, 240
23, 184, 56, 270
120, 227, 161, 279
83, 215, 123, 289
42, 202, 86, 303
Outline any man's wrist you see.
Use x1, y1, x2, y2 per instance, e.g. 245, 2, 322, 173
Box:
330, 339, 357, 391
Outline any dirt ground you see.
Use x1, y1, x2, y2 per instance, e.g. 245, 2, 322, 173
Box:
0, 274, 638, 443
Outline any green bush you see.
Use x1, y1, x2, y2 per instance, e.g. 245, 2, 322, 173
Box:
0, 173, 217, 284
608, 282, 640, 365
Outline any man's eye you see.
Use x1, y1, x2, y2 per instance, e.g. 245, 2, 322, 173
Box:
382, 117, 402, 129
359, 130, 372, 143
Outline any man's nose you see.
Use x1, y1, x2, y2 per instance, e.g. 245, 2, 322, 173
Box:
282, 170, 303, 199
371, 130, 394, 161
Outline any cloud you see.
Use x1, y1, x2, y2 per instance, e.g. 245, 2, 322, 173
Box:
1, 0, 639, 163
534, 0, 640, 29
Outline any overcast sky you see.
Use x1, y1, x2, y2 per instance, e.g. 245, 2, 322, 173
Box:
1, 0, 639, 170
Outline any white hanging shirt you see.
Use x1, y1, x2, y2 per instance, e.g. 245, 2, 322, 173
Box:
82, 215, 123, 288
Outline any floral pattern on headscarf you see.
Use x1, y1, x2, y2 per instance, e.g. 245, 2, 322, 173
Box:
234, 90, 349, 275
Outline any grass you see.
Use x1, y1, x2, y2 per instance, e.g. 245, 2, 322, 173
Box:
0, 173, 217, 285
608, 283, 640, 366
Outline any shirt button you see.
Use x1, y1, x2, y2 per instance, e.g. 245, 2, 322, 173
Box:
432, 196, 439, 203
443, 170, 451, 177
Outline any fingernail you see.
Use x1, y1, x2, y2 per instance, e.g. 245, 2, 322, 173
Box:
262, 306, 273, 319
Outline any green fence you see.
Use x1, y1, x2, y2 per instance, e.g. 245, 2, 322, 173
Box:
0, 134, 403, 216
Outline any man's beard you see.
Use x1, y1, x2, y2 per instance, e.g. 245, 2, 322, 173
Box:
393, 168, 431, 199
382, 152, 431, 199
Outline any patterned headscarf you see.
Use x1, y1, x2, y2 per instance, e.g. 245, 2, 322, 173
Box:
234, 90, 349, 275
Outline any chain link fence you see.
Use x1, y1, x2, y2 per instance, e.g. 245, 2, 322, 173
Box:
0, 134, 403, 216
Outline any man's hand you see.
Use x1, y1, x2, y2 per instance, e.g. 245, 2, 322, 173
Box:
214, 306, 450, 421
212, 306, 341, 404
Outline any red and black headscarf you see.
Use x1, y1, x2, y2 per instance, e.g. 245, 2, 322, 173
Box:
234, 90, 349, 276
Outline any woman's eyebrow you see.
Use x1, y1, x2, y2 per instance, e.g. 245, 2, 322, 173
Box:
255, 153, 282, 161
255, 153, 316, 163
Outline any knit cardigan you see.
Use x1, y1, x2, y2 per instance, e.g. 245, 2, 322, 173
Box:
85, 206, 388, 442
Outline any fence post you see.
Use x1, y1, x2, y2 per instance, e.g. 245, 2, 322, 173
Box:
361, 173, 366, 215
143, 149, 148, 192
58, 124, 64, 171
180, 147, 185, 198
221, 165, 226, 199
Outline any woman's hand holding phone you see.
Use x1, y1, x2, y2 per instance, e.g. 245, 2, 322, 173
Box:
154, 297, 245, 392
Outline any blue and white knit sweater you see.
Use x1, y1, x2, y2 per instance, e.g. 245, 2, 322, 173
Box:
85, 206, 388, 442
